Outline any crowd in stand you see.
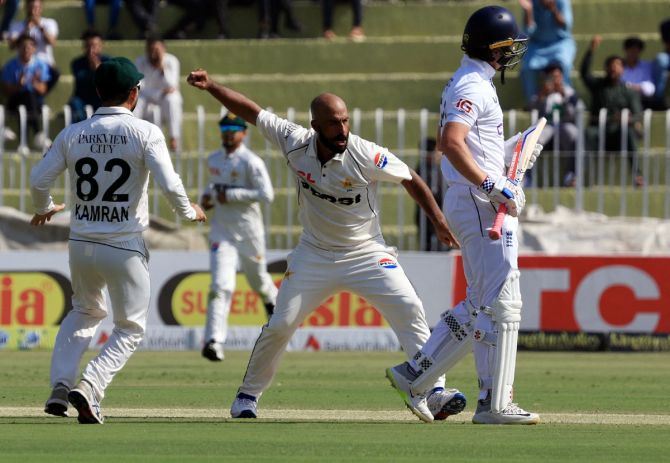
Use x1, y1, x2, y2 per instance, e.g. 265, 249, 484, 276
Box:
519, 0, 669, 188
0, 0, 367, 148
0, 0, 669, 158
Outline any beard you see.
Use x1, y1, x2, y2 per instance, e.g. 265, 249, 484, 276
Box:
317, 130, 349, 154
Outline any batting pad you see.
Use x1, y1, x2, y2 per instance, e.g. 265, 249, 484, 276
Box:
410, 309, 474, 394
489, 271, 522, 413
491, 320, 519, 413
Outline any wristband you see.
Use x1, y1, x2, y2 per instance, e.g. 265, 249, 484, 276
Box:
480, 175, 494, 194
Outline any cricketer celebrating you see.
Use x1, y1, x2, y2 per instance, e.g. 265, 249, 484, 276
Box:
32, 57, 206, 424
200, 112, 277, 362
386, 5, 542, 424
187, 68, 463, 423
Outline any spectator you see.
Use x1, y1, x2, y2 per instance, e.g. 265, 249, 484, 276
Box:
208, 0, 230, 39
83, 0, 123, 40
1, 34, 50, 144
163, 0, 230, 40
581, 35, 643, 186
414, 138, 448, 251
258, 0, 301, 39
68, 30, 109, 123
532, 63, 579, 186
1, 0, 19, 40
518, 0, 575, 106
651, 18, 670, 110
125, 0, 159, 39
7, 0, 59, 93
322, 0, 364, 41
134, 38, 183, 151
622, 36, 659, 109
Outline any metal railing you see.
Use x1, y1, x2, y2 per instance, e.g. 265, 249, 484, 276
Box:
2, 104, 669, 251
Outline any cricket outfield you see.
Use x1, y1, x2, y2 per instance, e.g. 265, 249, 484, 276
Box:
1, 351, 669, 462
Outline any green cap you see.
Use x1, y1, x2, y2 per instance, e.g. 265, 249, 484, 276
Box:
94, 57, 144, 96
219, 112, 247, 132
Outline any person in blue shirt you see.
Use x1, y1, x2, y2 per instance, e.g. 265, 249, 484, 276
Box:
1, 33, 50, 136
84, 0, 123, 40
68, 30, 109, 122
651, 19, 670, 110
518, 0, 575, 106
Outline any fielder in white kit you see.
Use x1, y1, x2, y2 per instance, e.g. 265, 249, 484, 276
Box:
200, 112, 278, 362
186, 68, 464, 422
386, 5, 542, 424
31, 57, 206, 424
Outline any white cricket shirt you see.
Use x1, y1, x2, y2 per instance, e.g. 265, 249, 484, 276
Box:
135, 53, 182, 105
30, 106, 196, 243
256, 110, 412, 252
204, 144, 273, 243
8, 17, 59, 65
439, 55, 506, 186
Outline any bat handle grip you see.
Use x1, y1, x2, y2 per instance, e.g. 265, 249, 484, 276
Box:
488, 203, 507, 240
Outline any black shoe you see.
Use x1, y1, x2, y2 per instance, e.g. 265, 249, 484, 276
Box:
202, 339, 224, 361
284, 17, 302, 32
264, 302, 275, 318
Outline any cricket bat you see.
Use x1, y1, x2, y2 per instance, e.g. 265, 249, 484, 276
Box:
488, 117, 546, 240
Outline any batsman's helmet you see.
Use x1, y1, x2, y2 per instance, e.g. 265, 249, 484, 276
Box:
461, 5, 527, 69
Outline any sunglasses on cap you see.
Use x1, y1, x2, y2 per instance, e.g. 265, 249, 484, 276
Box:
220, 125, 246, 132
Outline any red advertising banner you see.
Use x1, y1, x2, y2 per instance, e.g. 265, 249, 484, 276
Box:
453, 256, 670, 334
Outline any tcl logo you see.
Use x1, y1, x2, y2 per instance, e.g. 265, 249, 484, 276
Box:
453, 257, 670, 334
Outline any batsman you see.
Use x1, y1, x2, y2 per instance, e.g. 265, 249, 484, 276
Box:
386, 5, 543, 424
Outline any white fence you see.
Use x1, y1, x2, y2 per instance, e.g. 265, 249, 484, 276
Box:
2, 104, 670, 251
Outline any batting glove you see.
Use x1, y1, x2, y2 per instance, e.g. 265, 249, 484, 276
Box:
504, 132, 543, 171
479, 175, 525, 217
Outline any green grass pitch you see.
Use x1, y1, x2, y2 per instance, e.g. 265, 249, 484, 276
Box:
1, 350, 670, 462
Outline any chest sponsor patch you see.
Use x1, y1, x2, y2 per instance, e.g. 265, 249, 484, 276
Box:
378, 257, 398, 269
374, 152, 388, 169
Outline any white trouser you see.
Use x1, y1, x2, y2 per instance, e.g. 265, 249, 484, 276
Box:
239, 242, 439, 397
134, 92, 183, 141
204, 238, 278, 346
412, 184, 520, 398
50, 238, 150, 401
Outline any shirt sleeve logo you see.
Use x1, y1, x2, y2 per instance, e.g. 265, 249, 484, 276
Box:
374, 151, 388, 169
378, 257, 398, 269
454, 98, 473, 114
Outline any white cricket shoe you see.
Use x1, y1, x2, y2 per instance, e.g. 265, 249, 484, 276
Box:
385, 362, 433, 423
68, 379, 104, 424
472, 398, 540, 425
230, 392, 258, 418
426, 387, 467, 420
44, 382, 70, 417
202, 339, 224, 362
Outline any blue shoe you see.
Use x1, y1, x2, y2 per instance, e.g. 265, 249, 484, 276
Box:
230, 392, 258, 418
427, 387, 466, 420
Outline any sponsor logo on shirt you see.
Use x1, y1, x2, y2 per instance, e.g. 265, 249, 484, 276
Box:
374, 152, 388, 169
297, 170, 316, 184
299, 180, 361, 206
455, 98, 473, 113
378, 258, 398, 269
